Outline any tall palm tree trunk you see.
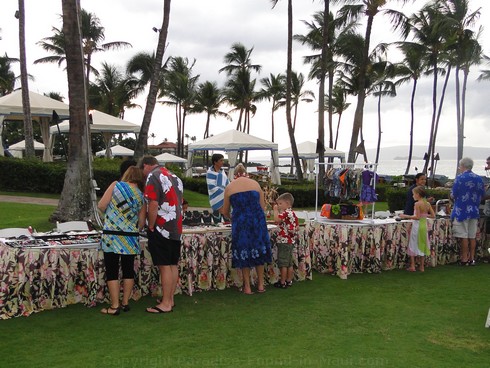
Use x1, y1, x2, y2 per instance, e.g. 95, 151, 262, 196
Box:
375, 93, 382, 164
52, 0, 92, 222
430, 65, 451, 184
458, 67, 469, 172
286, 0, 303, 180
454, 65, 462, 178
423, 60, 438, 174
347, 15, 374, 163
134, 0, 171, 160
404, 79, 418, 175
17, 0, 34, 158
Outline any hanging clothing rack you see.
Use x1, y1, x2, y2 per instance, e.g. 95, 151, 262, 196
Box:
314, 162, 379, 222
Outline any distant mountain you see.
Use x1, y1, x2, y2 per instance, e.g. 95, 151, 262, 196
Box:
365, 145, 488, 161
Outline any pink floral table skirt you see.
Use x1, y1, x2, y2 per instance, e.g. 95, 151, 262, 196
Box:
306, 218, 487, 279
0, 228, 312, 319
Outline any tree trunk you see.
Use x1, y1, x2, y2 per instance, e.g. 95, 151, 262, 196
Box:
423, 59, 438, 174
430, 65, 451, 185
458, 67, 469, 170
286, 0, 303, 180
134, 0, 171, 160
316, 0, 329, 179
404, 79, 418, 175
51, 0, 92, 222
18, 0, 35, 158
347, 14, 374, 163
375, 93, 382, 164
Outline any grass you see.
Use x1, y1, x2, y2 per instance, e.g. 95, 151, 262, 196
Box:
0, 202, 56, 231
1, 266, 489, 368
0, 190, 60, 199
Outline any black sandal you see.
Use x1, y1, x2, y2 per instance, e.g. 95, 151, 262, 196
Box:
121, 304, 130, 312
100, 306, 120, 316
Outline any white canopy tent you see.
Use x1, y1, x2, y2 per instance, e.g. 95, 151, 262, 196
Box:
185, 129, 281, 184
278, 141, 345, 181
50, 109, 141, 158
155, 152, 188, 164
8, 139, 45, 158
0, 89, 70, 161
95, 144, 134, 158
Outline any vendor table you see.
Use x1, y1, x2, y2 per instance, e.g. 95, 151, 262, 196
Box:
0, 226, 312, 319
306, 217, 487, 279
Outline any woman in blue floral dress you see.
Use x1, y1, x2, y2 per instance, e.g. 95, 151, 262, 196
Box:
222, 164, 272, 294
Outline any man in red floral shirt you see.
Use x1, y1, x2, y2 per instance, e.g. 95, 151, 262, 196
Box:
138, 156, 183, 313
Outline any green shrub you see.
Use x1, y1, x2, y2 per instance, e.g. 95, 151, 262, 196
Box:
385, 186, 451, 212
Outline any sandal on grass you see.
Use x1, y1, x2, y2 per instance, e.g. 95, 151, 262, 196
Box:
100, 306, 120, 316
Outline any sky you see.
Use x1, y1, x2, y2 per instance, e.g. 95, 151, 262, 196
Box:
1, 0, 489, 159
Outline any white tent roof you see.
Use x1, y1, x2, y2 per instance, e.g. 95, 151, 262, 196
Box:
187, 129, 277, 151
0, 89, 70, 120
9, 139, 45, 150
50, 109, 140, 134
155, 152, 188, 163
186, 129, 280, 184
278, 141, 345, 160
96, 144, 134, 157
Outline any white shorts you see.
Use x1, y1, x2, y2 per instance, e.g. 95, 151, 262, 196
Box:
452, 219, 478, 239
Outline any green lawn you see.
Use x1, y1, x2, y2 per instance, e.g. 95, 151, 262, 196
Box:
0, 202, 56, 231
0, 266, 489, 367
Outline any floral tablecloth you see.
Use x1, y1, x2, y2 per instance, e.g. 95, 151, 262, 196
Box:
306, 217, 487, 279
0, 227, 311, 319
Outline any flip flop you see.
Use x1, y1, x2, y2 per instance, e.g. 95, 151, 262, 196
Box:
146, 306, 173, 314
156, 299, 176, 307
257, 288, 266, 293
406, 268, 416, 272
100, 306, 120, 316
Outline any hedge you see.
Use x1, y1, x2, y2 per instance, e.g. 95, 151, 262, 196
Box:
0, 157, 450, 211
385, 187, 451, 212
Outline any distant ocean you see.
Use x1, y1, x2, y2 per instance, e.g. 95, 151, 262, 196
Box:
251, 158, 489, 179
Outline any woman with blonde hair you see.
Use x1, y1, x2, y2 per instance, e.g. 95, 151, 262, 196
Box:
222, 163, 272, 294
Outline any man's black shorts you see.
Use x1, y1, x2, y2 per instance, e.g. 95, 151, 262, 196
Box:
147, 230, 181, 266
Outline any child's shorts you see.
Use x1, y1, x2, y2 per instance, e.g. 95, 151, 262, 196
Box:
277, 243, 294, 268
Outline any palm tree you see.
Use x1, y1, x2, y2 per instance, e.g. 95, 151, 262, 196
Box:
52, 0, 92, 222
258, 73, 286, 142
133, 0, 171, 159
223, 68, 258, 135
295, 6, 358, 177
477, 55, 490, 81
324, 82, 350, 150
192, 81, 231, 140
290, 71, 315, 132
44, 92, 65, 102
0, 54, 18, 96
220, 43, 261, 136
339, 0, 409, 163
369, 60, 396, 164
160, 56, 199, 157
35, 9, 132, 84
406, 2, 451, 174
219, 43, 262, 76
16, 0, 34, 158
270, 0, 304, 180
88, 62, 142, 118
441, 0, 482, 176
393, 42, 427, 175
126, 51, 164, 91
336, 31, 390, 161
